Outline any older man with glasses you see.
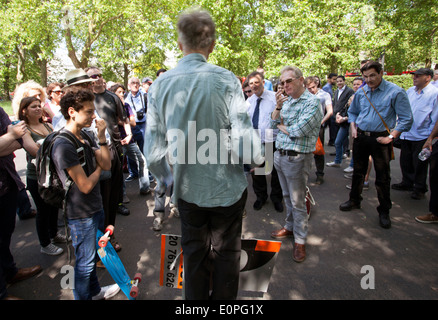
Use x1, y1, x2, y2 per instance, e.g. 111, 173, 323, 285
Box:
270, 66, 323, 263
125, 77, 147, 182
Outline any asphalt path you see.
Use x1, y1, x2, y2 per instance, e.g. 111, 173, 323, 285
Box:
5, 142, 438, 301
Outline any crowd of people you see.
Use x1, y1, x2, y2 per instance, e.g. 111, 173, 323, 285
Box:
1, 8, 438, 301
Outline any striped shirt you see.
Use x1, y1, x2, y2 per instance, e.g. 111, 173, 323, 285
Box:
270, 90, 323, 153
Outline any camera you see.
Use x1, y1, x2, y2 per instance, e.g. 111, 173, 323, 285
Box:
136, 110, 145, 120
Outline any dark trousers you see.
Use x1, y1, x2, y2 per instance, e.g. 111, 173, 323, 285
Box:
399, 139, 429, 193
314, 126, 325, 176
27, 178, 59, 247
0, 184, 19, 300
251, 143, 282, 203
100, 145, 123, 228
328, 116, 339, 145
350, 134, 392, 215
430, 143, 438, 216
178, 189, 247, 300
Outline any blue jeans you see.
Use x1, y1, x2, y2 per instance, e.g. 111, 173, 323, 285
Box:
274, 151, 312, 244
127, 122, 146, 177
68, 209, 104, 300
123, 143, 149, 189
335, 126, 349, 164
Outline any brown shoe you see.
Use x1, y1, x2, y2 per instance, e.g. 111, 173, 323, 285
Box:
7, 265, 42, 285
271, 227, 294, 239
415, 213, 438, 224
293, 243, 306, 263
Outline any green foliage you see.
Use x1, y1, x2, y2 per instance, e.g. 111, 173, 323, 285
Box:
0, 0, 436, 95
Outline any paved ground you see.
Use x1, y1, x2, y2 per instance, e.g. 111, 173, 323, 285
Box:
6, 143, 438, 301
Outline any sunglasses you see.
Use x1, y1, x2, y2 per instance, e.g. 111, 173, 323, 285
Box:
244, 90, 252, 94
90, 74, 102, 79
52, 90, 63, 94
280, 78, 298, 86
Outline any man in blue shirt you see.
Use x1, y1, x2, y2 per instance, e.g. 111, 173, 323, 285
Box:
392, 68, 438, 199
340, 61, 413, 229
145, 9, 263, 299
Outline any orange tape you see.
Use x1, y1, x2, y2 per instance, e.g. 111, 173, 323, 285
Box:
255, 240, 281, 253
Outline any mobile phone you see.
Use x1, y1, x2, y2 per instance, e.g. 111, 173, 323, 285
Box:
11, 120, 20, 125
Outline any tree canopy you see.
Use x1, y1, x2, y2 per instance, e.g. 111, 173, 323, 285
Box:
0, 0, 436, 97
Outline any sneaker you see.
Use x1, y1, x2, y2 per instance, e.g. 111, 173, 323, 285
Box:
344, 173, 353, 179
346, 181, 369, 190
92, 284, 120, 300
344, 166, 354, 173
41, 243, 63, 256
51, 232, 71, 244
125, 175, 138, 182
170, 203, 180, 218
153, 217, 163, 231
415, 213, 438, 224
326, 161, 341, 168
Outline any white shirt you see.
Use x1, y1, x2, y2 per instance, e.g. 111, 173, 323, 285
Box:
246, 89, 278, 143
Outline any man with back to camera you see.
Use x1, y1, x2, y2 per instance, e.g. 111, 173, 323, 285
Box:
145, 8, 263, 300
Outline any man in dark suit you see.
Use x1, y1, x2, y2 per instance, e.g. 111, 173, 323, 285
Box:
327, 76, 354, 167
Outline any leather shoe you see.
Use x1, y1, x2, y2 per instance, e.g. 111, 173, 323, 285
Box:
7, 265, 42, 285
391, 182, 413, 191
379, 213, 391, 229
273, 201, 284, 212
253, 199, 266, 211
410, 191, 424, 200
271, 227, 294, 239
117, 204, 130, 216
339, 200, 361, 211
293, 243, 306, 262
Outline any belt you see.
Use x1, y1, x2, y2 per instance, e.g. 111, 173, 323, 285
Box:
277, 149, 299, 156
357, 128, 388, 137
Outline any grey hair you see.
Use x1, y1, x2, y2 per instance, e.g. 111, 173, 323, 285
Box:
177, 8, 216, 51
280, 66, 303, 79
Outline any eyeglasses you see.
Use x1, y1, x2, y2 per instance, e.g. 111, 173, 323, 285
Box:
280, 78, 298, 86
52, 90, 63, 94
90, 74, 102, 79
244, 90, 252, 94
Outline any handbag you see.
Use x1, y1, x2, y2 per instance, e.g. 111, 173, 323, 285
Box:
362, 88, 395, 160
313, 136, 325, 155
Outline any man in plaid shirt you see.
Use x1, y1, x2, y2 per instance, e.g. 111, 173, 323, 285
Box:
270, 66, 323, 263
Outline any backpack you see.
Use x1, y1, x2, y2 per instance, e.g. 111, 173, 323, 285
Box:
35, 129, 90, 209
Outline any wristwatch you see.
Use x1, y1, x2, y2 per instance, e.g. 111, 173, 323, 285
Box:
388, 134, 394, 140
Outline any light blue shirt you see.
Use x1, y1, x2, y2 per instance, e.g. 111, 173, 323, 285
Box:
401, 83, 438, 141
126, 88, 146, 123
348, 79, 413, 133
246, 90, 278, 143
264, 79, 273, 91
431, 80, 438, 88
145, 53, 263, 207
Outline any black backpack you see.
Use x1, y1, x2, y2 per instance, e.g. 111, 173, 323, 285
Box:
35, 129, 90, 209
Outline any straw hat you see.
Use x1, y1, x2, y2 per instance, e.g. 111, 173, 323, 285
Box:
64, 68, 96, 87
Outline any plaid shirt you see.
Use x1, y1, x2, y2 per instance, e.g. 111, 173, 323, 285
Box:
270, 90, 322, 153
